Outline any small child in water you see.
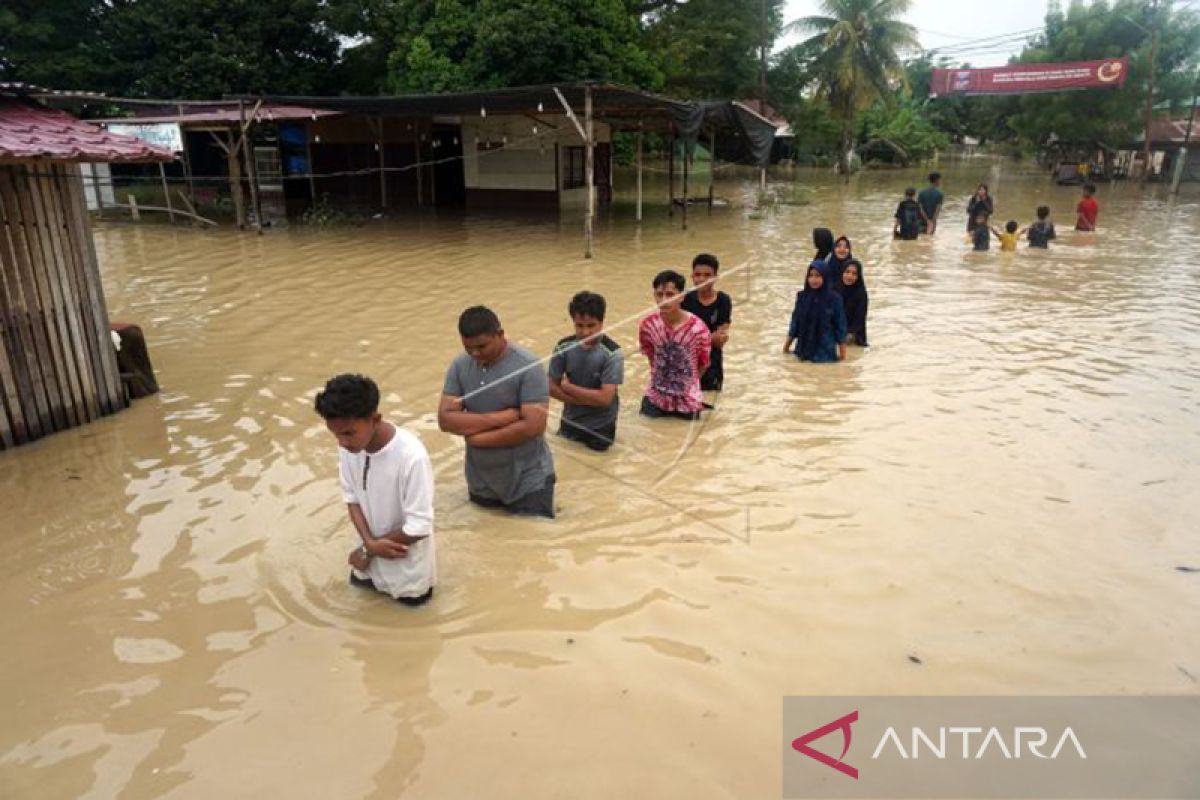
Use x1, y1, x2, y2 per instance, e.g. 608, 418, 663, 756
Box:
969, 212, 991, 251
990, 220, 1021, 252
1026, 206, 1056, 248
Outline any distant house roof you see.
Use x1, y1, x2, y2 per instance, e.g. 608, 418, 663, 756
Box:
0, 98, 174, 162
92, 104, 342, 127
1135, 108, 1200, 147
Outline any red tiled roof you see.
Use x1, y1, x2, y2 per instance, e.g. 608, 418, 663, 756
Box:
0, 98, 174, 162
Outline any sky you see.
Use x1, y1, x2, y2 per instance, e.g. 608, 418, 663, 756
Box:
779, 0, 1053, 67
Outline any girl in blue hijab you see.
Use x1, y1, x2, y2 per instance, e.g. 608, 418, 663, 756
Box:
785, 264, 848, 363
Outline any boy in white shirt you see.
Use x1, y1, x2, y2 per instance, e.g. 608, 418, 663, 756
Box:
314, 374, 435, 606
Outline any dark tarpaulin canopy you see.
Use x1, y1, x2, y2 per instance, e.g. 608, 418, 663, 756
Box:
238, 82, 776, 167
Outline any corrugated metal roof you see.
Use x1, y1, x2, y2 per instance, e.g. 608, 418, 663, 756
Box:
91, 104, 341, 126
0, 98, 174, 162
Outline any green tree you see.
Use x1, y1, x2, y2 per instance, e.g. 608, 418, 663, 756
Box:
383, 0, 661, 94
0, 1, 112, 89
646, 0, 785, 99
859, 93, 948, 162
785, 0, 922, 178
2, 0, 341, 98
1007, 0, 1200, 152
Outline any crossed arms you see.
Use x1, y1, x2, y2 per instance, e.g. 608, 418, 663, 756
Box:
437, 395, 548, 448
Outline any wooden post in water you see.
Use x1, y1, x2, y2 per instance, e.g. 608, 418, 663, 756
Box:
636, 124, 643, 223
415, 122, 423, 207
178, 104, 195, 204
377, 116, 388, 211
239, 100, 263, 233
708, 129, 716, 212
668, 128, 676, 216
159, 162, 175, 224
584, 86, 594, 259
128, 194, 139, 221
681, 138, 689, 231
305, 126, 317, 204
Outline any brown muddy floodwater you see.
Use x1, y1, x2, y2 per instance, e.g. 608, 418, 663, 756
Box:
2, 164, 1199, 798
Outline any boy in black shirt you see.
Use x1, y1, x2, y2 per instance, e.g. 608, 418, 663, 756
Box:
1026, 205, 1057, 248
894, 188, 921, 240
680, 253, 732, 391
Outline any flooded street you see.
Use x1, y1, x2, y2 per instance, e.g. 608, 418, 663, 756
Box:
2, 165, 1199, 798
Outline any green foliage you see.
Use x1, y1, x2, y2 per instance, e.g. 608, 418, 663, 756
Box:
301, 194, 369, 227
1007, 0, 1200, 148
859, 95, 949, 163
785, 0, 922, 174
1, 0, 341, 98
905, 56, 1018, 144
647, 0, 784, 99
384, 0, 661, 94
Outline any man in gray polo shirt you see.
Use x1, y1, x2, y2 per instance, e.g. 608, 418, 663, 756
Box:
549, 290, 623, 451
437, 306, 556, 518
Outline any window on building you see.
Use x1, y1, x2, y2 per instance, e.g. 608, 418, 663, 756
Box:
563, 146, 585, 189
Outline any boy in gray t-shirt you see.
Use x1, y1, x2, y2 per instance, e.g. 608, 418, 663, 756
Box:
549, 291, 624, 452
438, 306, 556, 518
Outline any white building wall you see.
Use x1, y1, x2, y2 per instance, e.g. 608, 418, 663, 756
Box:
461, 115, 611, 201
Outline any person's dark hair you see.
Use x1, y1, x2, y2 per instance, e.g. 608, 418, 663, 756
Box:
692, 253, 719, 273
929, 171, 941, 183
813, 227, 835, 255
1037, 205, 1050, 219
1006, 220, 1018, 233
458, 305, 501, 338
652, 269, 686, 292
568, 290, 606, 321
977, 183, 989, 194
905, 187, 916, 197
1083, 182, 1096, 195
314, 373, 379, 420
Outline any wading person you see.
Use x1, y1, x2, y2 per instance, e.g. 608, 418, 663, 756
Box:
966, 183, 994, 233
681, 253, 732, 391
826, 236, 854, 286
833, 259, 869, 347
917, 172, 943, 234
639, 270, 711, 420
315, 373, 435, 606
894, 188, 922, 240
785, 265, 847, 363
438, 306, 556, 518
993, 219, 1022, 252
1027, 205, 1057, 248
549, 291, 624, 452
1075, 183, 1099, 232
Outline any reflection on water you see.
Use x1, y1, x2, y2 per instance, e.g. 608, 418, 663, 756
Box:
2, 165, 1199, 798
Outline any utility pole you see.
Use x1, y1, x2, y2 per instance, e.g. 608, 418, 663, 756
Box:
1171, 88, 1198, 194
760, 0, 770, 192
1140, 0, 1160, 184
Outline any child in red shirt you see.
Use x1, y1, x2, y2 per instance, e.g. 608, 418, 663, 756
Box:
1075, 183, 1099, 231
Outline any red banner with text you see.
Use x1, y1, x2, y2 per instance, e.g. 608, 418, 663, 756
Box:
930, 58, 1129, 97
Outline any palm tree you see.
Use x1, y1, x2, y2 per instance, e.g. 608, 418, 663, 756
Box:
786, 0, 921, 178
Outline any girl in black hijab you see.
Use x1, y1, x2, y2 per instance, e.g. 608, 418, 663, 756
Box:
966, 184, 994, 232
826, 235, 853, 285
785, 264, 847, 363
834, 258, 869, 347
812, 227, 835, 262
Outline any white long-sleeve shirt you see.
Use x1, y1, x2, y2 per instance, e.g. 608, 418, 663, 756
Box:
338, 426, 435, 598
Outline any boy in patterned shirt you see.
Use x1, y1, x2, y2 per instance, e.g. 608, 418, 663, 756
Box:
638, 270, 711, 421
